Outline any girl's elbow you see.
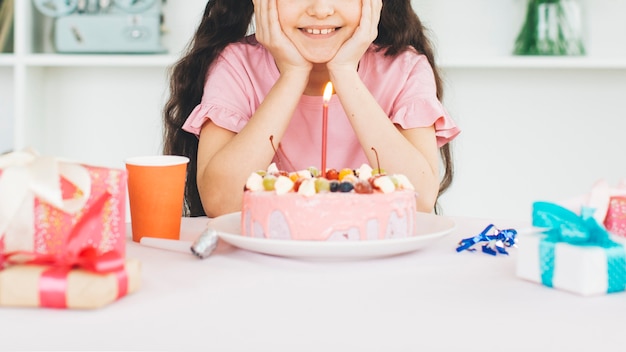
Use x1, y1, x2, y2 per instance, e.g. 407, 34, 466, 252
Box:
201, 190, 242, 218
416, 197, 436, 213
415, 188, 438, 213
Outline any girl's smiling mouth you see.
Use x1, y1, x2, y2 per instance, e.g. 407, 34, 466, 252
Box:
302, 27, 338, 35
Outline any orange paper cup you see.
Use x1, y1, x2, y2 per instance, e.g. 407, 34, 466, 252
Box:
125, 155, 189, 242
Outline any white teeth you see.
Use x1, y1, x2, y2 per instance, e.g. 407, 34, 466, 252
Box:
305, 28, 335, 35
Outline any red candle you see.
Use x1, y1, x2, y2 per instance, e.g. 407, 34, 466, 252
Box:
321, 82, 333, 176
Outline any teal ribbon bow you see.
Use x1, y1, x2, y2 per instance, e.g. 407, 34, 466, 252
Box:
532, 201, 626, 293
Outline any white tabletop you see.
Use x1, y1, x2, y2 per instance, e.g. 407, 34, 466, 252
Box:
2, 215, 625, 351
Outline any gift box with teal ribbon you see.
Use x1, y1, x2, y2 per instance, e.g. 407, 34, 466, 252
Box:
516, 201, 626, 296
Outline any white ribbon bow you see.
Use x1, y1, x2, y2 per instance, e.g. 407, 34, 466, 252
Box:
0, 150, 91, 252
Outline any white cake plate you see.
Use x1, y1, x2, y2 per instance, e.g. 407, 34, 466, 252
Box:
207, 212, 455, 259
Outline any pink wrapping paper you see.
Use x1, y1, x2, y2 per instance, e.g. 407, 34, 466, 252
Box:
605, 197, 626, 237
0, 151, 127, 258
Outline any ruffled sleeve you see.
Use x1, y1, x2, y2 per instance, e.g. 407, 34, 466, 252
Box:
387, 53, 460, 147
392, 99, 460, 148
181, 44, 265, 137
182, 103, 249, 137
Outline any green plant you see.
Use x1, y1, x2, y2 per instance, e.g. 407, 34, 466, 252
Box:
513, 0, 585, 55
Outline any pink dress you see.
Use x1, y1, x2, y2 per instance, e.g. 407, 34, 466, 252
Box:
182, 36, 460, 171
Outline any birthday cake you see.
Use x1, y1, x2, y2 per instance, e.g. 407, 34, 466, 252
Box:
241, 163, 417, 241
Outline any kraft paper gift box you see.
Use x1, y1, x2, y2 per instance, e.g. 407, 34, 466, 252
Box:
0, 256, 141, 309
516, 202, 626, 296
0, 150, 127, 257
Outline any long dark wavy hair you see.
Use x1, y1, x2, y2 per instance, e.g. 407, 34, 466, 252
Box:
163, 0, 454, 217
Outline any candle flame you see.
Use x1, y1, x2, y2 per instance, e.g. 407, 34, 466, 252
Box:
323, 82, 333, 103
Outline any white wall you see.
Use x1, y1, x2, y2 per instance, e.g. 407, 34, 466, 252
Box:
438, 68, 626, 220
160, 0, 208, 56
38, 67, 167, 163
413, 0, 626, 220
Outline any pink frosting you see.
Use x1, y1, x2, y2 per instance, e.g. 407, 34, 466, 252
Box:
241, 190, 417, 241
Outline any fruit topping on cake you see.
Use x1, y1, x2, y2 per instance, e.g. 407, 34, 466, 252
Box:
245, 163, 414, 196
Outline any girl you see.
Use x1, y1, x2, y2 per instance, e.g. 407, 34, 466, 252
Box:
163, 0, 460, 218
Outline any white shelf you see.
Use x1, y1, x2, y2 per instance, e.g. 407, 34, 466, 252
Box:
440, 56, 626, 70
20, 53, 179, 67
7, 53, 626, 70
0, 53, 14, 66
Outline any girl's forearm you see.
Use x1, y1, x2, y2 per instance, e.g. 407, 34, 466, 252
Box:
329, 69, 440, 211
198, 71, 309, 217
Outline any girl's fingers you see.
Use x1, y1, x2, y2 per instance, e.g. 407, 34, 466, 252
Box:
328, 0, 382, 69
361, 0, 382, 41
253, 0, 264, 41
267, 0, 281, 39
373, 0, 383, 31
253, 0, 311, 73
255, 0, 275, 43
349, 0, 379, 46
254, 0, 282, 48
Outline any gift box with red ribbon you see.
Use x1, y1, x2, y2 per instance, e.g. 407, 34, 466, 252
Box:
0, 253, 141, 309
0, 150, 140, 309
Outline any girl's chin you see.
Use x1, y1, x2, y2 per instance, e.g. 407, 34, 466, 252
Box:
297, 46, 341, 64
307, 58, 333, 65
302, 53, 337, 65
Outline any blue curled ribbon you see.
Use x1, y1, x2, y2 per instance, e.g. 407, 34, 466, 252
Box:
532, 201, 626, 293
456, 224, 517, 256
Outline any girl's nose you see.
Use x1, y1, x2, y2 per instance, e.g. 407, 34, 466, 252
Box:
306, 0, 335, 18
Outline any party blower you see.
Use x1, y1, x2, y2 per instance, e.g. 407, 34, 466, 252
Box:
139, 229, 219, 259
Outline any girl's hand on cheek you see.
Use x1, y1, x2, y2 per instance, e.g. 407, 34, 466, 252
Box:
254, 0, 312, 75
328, 0, 382, 72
